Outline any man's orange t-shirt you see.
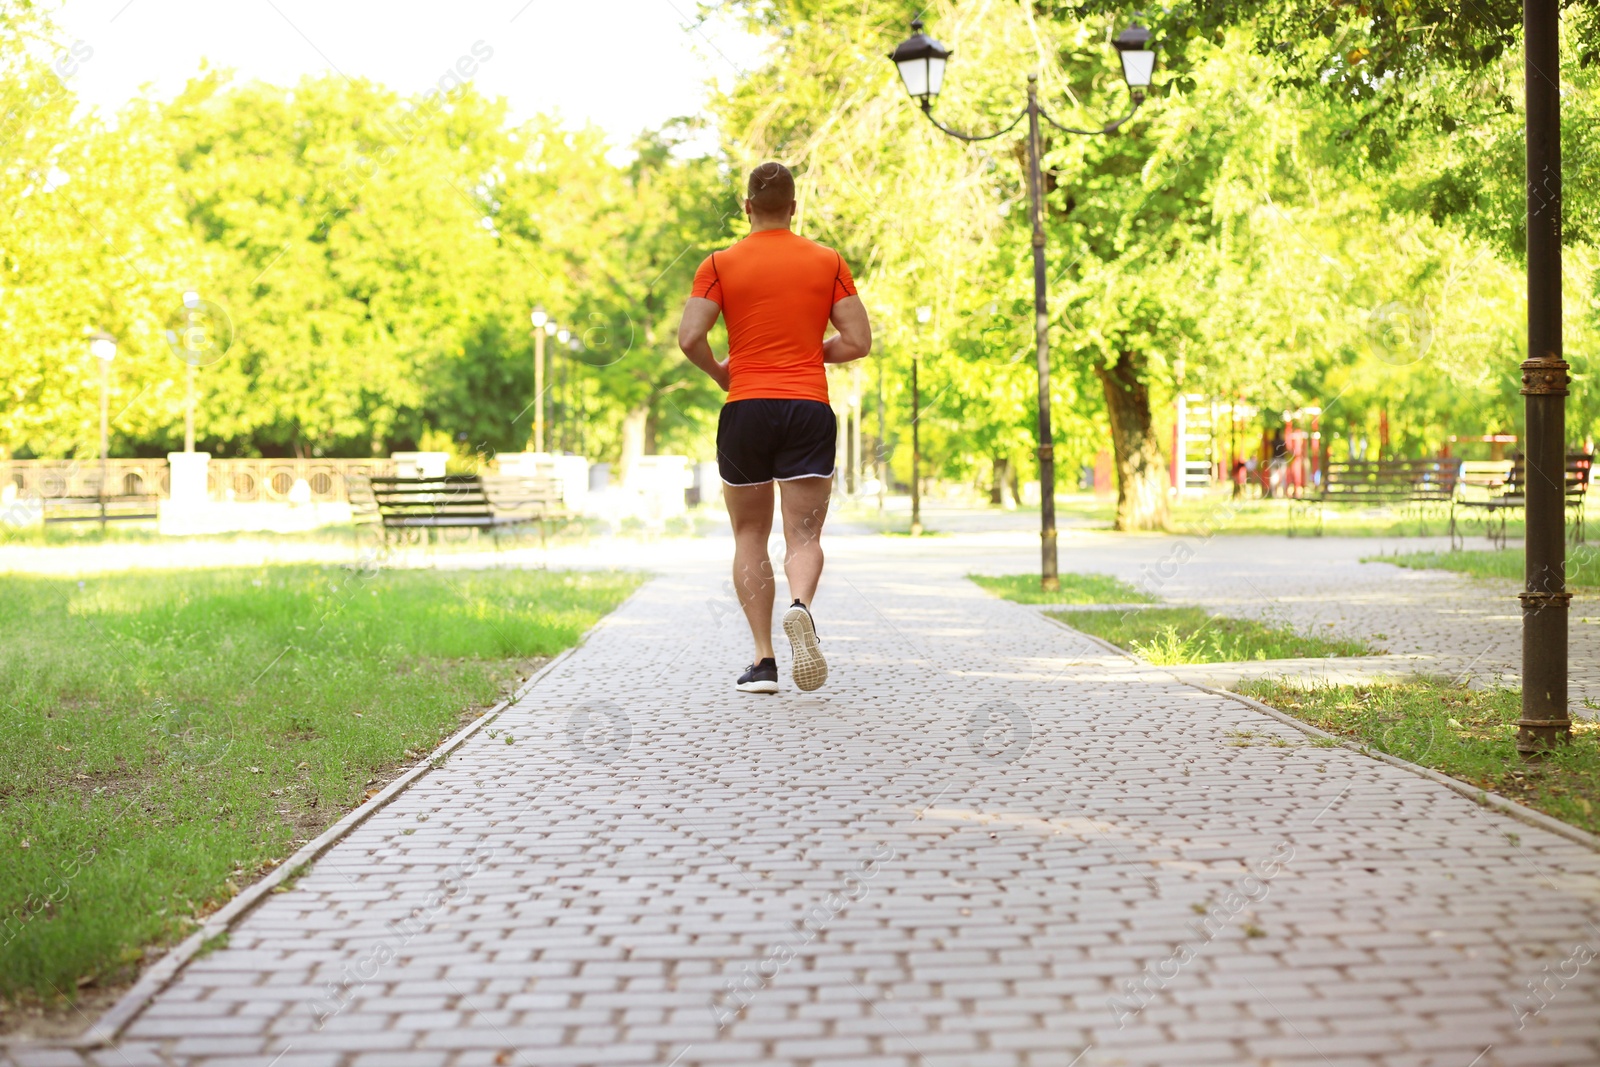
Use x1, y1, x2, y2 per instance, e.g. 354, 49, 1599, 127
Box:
690, 229, 857, 404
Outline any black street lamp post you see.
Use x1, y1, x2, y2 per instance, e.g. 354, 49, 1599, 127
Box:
88, 330, 117, 532
1518, 0, 1570, 755
890, 18, 1154, 591
911, 304, 931, 537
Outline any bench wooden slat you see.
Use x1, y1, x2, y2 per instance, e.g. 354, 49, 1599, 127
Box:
364, 473, 566, 543
41, 496, 162, 523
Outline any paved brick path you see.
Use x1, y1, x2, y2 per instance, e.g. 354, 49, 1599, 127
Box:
944, 529, 1600, 709
9, 537, 1600, 1067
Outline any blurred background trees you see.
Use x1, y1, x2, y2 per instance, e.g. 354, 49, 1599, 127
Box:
1, 0, 1595, 529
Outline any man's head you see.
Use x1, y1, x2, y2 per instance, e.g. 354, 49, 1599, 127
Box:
744, 162, 796, 228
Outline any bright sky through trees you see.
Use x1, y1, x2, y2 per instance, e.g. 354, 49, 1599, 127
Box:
47, 0, 760, 154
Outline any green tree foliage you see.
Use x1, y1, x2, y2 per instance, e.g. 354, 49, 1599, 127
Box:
711, 0, 1598, 528
1, 32, 731, 464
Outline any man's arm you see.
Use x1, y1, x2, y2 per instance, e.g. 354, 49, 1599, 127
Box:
677, 296, 729, 391
823, 295, 872, 364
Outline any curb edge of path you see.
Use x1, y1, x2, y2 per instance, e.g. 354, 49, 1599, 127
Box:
1037, 610, 1600, 854
1198, 681, 1600, 854
6, 578, 650, 1054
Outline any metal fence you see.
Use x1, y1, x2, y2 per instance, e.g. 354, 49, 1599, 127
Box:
1, 459, 169, 499
207, 459, 396, 503
1, 458, 396, 503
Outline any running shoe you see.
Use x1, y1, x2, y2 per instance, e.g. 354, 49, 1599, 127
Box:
782, 600, 828, 692
736, 657, 779, 694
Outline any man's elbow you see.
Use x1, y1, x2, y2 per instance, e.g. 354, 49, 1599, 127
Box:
676, 325, 700, 354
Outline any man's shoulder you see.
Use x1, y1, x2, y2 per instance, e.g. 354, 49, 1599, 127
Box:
723, 230, 843, 265
789, 233, 842, 260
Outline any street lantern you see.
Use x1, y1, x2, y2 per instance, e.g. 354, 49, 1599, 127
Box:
531, 307, 548, 329
89, 330, 117, 362
557, 328, 570, 344
1113, 24, 1155, 91
916, 305, 932, 324
1519, 0, 1571, 754
888, 17, 1155, 592
888, 19, 949, 106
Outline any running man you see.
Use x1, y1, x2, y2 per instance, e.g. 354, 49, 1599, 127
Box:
676, 162, 873, 694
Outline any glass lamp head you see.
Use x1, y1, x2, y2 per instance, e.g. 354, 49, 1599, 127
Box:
1113, 24, 1155, 89
888, 19, 950, 104
89, 330, 117, 362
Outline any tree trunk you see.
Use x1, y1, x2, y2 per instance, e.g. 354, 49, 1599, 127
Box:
618, 403, 648, 486
990, 456, 1016, 509
1095, 349, 1170, 532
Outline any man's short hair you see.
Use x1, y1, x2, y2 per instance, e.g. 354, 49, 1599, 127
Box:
746, 162, 795, 216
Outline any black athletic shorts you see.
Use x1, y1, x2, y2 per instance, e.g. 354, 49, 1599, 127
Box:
717, 398, 837, 486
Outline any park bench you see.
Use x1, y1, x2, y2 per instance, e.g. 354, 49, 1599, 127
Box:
1457, 459, 1515, 500
345, 473, 382, 537
481, 472, 570, 547
1452, 453, 1592, 549
361, 473, 567, 547
17, 463, 163, 525
1289, 457, 1461, 537
366, 474, 502, 545
42, 494, 160, 525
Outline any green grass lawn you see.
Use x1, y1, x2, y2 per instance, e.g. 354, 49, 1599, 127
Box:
969, 572, 1154, 605
1237, 678, 1600, 835
0, 516, 611, 549
1051, 606, 1373, 664
0, 564, 641, 1007
1368, 544, 1600, 590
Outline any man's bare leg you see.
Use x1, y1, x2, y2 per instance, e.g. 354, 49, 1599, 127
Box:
778, 475, 831, 606
723, 480, 776, 660
779, 475, 832, 691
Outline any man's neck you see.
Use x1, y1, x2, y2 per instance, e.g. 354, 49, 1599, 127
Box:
747, 217, 792, 234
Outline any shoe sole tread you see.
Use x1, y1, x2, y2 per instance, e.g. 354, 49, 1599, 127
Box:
782, 606, 828, 692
